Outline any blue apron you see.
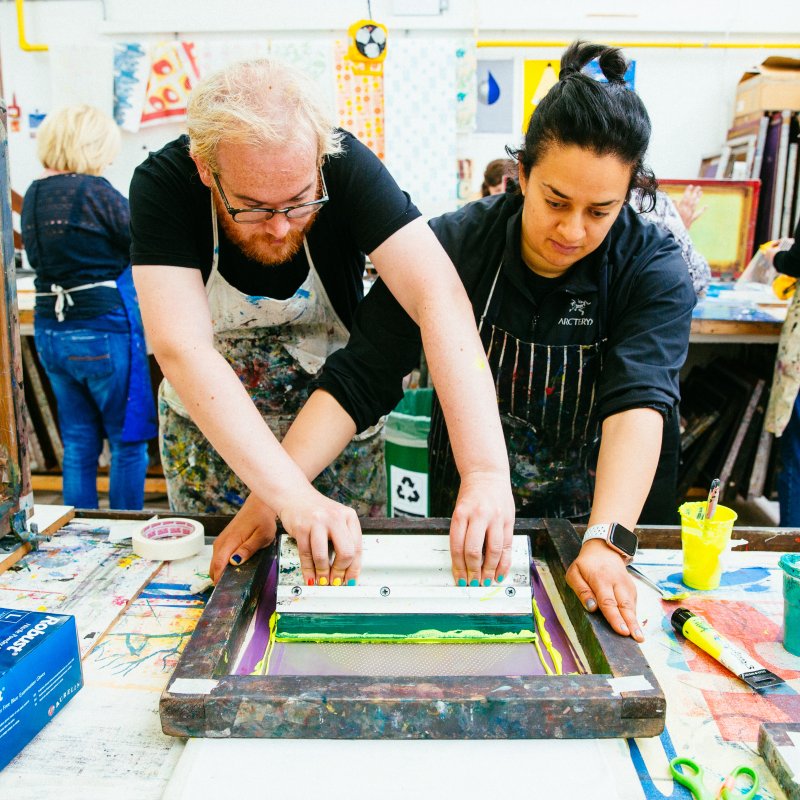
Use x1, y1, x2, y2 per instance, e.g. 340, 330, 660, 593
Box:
116, 267, 157, 443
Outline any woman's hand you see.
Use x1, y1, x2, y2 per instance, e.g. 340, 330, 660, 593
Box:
210, 489, 363, 587
449, 471, 515, 586
277, 490, 363, 586
675, 185, 706, 230
565, 539, 644, 642
210, 494, 277, 583
763, 238, 795, 268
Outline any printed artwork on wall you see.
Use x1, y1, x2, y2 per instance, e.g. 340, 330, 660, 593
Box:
522, 60, 559, 133
192, 38, 271, 79
583, 57, 636, 89
140, 41, 201, 128
334, 39, 384, 160
383, 38, 456, 217
270, 40, 336, 114
522, 57, 637, 134
113, 43, 150, 133
476, 59, 514, 134
455, 41, 477, 133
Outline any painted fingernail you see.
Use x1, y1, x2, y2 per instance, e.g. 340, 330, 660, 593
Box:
620, 624, 630, 635
347, 579, 356, 586
483, 578, 491, 587
497, 574, 504, 583
586, 598, 597, 611
332, 577, 342, 586
319, 576, 328, 586
457, 578, 467, 587
230, 554, 242, 565
307, 577, 315, 586
634, 628, 644, 640
470, 579, 479, 587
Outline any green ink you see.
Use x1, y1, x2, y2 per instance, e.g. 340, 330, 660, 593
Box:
275, 612, 537, 643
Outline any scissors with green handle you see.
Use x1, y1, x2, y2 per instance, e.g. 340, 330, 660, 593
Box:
670, 756, 759, 800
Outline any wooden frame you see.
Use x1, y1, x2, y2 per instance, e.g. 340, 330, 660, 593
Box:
659, 178, 761, 279
699, 151, 723, 179
0, 100, 32, 539
159, 518, 666, 740
759, 722, 800, 800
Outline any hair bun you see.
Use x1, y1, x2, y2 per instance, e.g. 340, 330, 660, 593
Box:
558, 64, 580, 80
597, 48, 628, 84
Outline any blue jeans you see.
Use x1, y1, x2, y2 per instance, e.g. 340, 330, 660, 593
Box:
34, 309, 149, 509
779, 391, 800, 527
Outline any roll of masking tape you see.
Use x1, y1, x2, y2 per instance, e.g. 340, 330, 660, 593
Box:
132, 518, 204, 561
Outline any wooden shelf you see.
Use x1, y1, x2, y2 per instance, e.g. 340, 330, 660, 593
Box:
31, 474, 167, 494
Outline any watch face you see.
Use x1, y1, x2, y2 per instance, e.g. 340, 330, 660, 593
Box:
609, 523, 638, 557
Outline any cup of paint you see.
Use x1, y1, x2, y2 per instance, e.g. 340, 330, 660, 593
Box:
779, 553, 800, 656
677, 501, 738, 591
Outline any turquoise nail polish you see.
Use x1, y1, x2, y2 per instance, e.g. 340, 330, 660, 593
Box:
457, 578, 467, 587
483, 578, 491, 587
497, 574, 504, 583
347, 579, 356, 586
470, 579, 479, 587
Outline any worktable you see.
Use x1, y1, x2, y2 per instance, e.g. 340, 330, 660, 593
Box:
0, 509, 797, 799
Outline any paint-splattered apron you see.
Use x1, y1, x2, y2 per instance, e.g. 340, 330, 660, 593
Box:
158, 201, 386, 515
766, 289, 800, 437
429, 261, 607, 520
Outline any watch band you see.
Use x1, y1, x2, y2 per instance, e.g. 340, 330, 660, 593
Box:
583, 523, 613, 544
582, 523, 635, 564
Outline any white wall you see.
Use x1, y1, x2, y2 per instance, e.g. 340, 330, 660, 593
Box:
2, 0, 799, 206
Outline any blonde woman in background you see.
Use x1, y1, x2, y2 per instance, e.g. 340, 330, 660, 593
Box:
22, 105, 156, 510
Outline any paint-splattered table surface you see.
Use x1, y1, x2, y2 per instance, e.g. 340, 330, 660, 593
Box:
0, 516, 797, 800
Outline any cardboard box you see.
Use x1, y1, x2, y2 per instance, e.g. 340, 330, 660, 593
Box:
0, 608, 83, 770
735, 57, 800, 119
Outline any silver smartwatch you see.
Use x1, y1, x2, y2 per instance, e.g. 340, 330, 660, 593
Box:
582, 522, 638, 564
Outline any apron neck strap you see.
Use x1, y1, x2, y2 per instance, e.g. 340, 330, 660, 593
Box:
478, 262, 504, 330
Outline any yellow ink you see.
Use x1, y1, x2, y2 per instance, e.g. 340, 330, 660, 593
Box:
532, 597, 563, 675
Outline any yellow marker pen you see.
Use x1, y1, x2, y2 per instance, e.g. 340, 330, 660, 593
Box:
671, 608, 783, 691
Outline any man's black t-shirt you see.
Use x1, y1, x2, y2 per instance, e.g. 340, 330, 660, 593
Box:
129, 130, 420, 329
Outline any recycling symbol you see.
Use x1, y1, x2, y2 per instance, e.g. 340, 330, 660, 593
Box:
396, 476, 420, 503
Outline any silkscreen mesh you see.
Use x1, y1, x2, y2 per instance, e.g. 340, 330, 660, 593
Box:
233, 549, 587, 677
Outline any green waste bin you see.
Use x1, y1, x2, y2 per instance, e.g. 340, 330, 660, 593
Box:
385, 388, 433, 518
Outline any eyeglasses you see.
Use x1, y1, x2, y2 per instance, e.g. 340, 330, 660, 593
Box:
212, 168, 329, 224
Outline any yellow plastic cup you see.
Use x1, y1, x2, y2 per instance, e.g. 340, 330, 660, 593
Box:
678, 501, 738, 590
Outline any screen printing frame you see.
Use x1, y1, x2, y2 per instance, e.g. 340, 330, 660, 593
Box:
160, 517, 667, 740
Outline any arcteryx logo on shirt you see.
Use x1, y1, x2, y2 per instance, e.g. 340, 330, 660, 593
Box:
559, 298, 594, 326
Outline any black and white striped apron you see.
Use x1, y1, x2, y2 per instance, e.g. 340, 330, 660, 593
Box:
429, 260, 608, 520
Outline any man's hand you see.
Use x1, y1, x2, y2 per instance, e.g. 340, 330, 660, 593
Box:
210, 494, 278, 583
449, 471, 515, 586
566, 539, 644, 642
278, 490, 363, 586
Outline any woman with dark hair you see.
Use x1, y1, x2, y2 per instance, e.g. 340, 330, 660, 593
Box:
216, 41, 695, 641
481, 158, 516, 197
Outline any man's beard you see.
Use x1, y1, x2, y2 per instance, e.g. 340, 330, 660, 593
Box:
215, 196, 315, 266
